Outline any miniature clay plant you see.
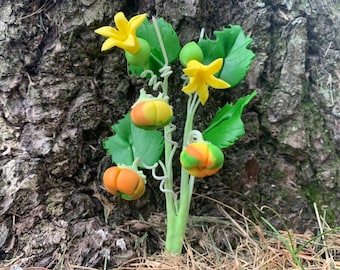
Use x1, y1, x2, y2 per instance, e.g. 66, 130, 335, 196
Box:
95, 11, 256, 255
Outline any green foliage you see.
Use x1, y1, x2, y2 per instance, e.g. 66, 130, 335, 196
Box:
129, 18, 180, 75
198, 25, 255, 87
203, 91, 256, 148
103, 113, 164, 167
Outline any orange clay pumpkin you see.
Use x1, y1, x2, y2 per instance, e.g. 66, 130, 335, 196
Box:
180, 141, 224, 178
131, 100, 173, 130
103, 166, 146, 200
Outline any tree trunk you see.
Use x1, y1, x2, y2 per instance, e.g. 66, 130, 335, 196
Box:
0, 0, 339, 267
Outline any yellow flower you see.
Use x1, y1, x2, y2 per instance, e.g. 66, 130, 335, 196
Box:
94, 12, 147, 54
182, 59, 231, 105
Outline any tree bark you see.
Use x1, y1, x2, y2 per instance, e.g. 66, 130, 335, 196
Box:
0, 0, 339, 267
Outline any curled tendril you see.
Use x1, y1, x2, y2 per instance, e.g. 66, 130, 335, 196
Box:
139, 159, 178, 214
140, 65, 173, 92
153, 161, 179, 215
165, 123, 178, 168
187, 130, 204, 145
139, 16, 173, 93
159, 65, 173, 78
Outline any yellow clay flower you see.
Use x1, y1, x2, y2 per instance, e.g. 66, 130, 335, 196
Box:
182, 59, 231, 105
94, 12, 147, 54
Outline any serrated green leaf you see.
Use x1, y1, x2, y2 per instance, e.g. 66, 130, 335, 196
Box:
203, 91, 257, 148
198, 25, 255, 87
129, 18, 180, 76
103, 113, 164, 166
103, 134, 134, 165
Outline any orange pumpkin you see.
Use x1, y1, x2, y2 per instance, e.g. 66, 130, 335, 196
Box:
180, 141, 224, 177
131, 100, 173, 129
103, 166, 146, 200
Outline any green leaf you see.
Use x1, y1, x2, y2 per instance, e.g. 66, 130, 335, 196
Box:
103, 113, 164, 166
202, 91, 257, 148
129, 18, 180, 76
198, 25, 255, 87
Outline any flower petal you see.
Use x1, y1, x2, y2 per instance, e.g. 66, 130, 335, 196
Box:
206, 58, 224, 74
114, 12, 129, 36
95, 12, 147, 54
183, 60, 201, 77
94, 26, 120, 39
206, 75, 231, 89
183, 67, 198, 77
123, 35, 138, 52
181, 57, 231, 105
197, 84, 209, 105
129, 13, 147, 32
182, 78, 198, 94
101, 38, 119, 51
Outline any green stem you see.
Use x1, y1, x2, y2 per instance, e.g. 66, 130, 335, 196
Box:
162, 71, 177, 241
183, 94, 200, 147
165, 94, 200, 254
163, 125, 176, 250
151, 16, 178, 250
150, 16, 201, 254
